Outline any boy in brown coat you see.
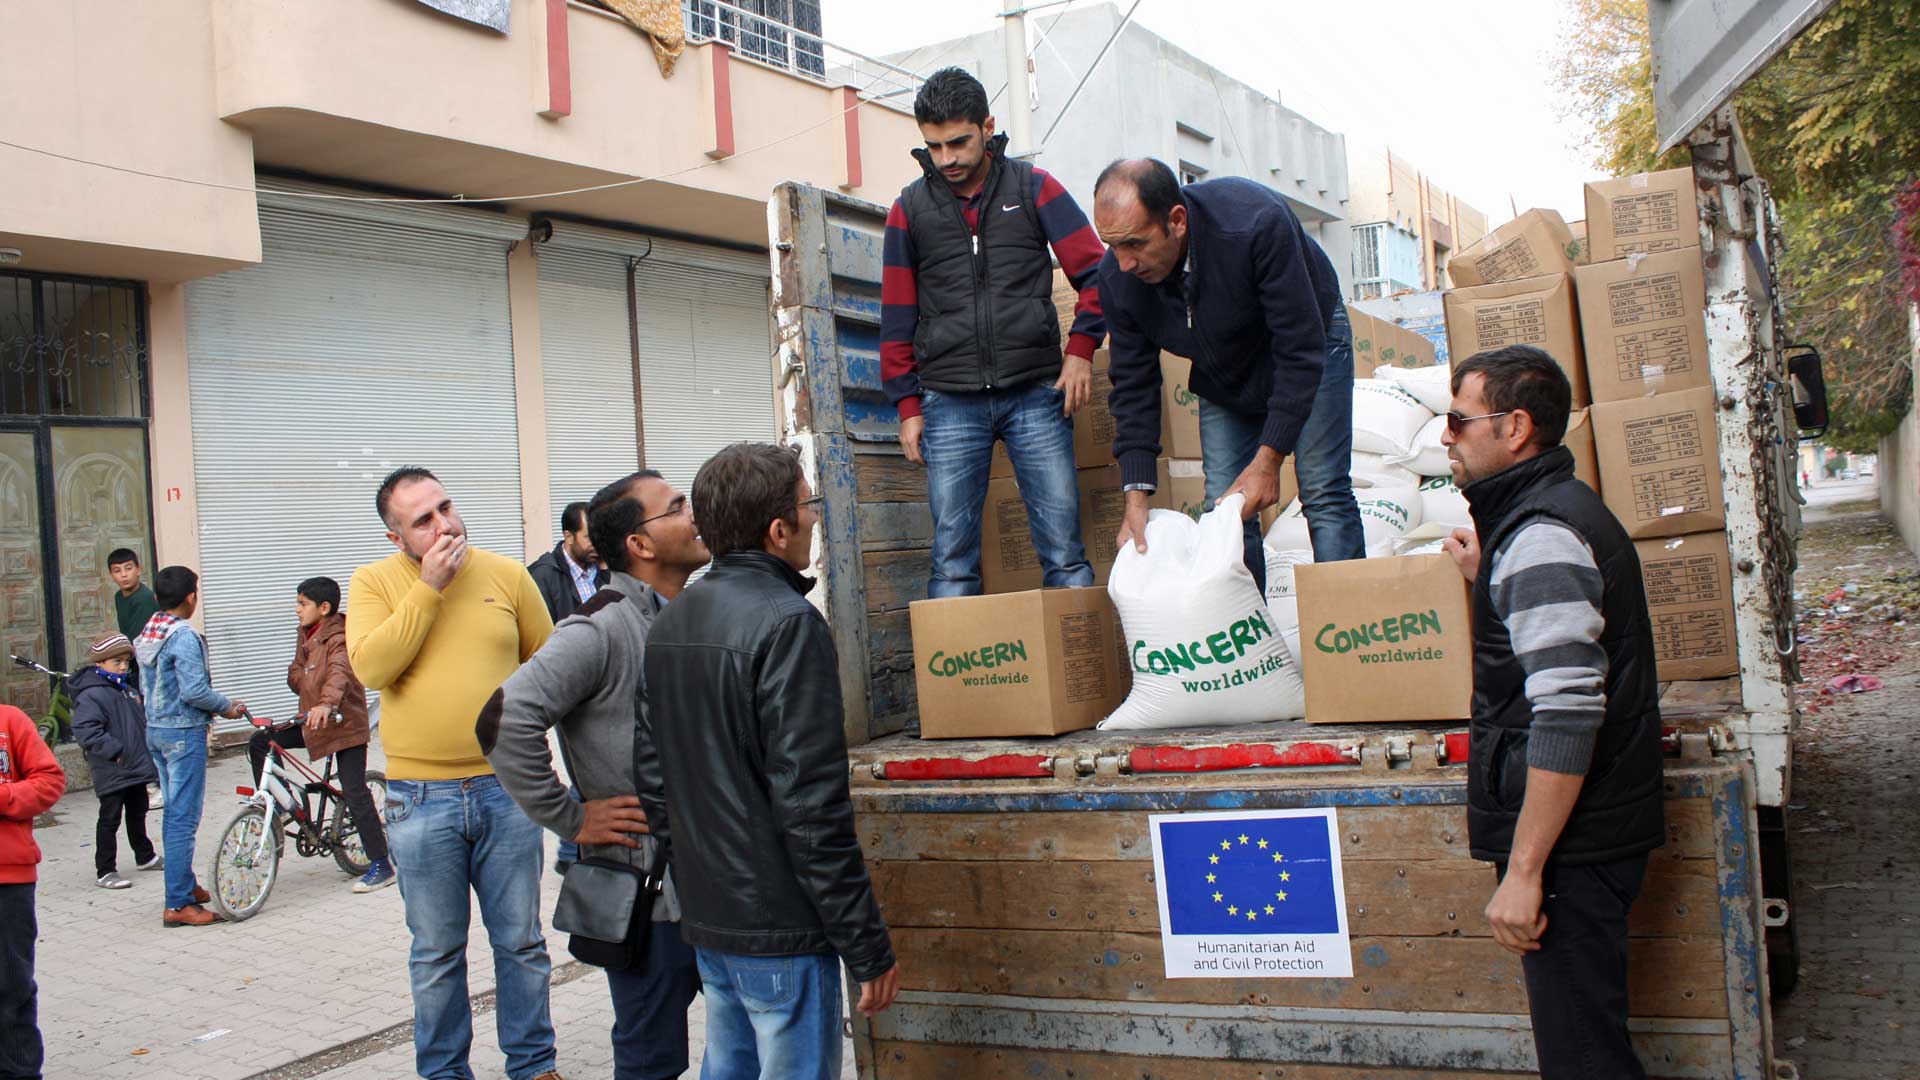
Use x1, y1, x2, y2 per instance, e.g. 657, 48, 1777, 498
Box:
248, 576, 392, 892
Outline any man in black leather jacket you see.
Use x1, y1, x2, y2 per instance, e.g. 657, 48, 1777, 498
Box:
637, 442, 898, 1079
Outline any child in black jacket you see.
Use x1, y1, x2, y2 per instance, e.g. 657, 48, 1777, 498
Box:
68, 632, 161, 889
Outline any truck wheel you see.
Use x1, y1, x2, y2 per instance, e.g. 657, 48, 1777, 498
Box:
1758, 804, 1799, 998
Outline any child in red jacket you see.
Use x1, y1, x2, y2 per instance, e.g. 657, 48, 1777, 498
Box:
0, 703, 66, 1079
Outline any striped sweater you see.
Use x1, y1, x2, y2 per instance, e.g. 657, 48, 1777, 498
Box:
880, 161, 1107, 420
1486, 519, 1609, 775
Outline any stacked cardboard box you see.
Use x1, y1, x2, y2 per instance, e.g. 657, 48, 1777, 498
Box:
1573, 248, 1712, 403
991, 350, 1200, 478
1446, 209, 1577, 288
1583, 167, 1702, 262
1443, 272, 1590, 406
1348, 304, 1440, 379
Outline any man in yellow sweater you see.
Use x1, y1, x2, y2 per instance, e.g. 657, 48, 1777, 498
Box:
348, 467, 561, 1080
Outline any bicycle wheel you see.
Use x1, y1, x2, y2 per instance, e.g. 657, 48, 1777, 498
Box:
210, 804, 280, 922
329, 770, 388, 877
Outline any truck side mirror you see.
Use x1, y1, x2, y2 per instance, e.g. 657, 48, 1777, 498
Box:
1786, 344, 1828, 439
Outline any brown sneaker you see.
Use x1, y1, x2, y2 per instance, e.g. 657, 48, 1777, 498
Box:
163, 903, 222, 928
192, 885, 211, 905
527, 1072, 565, 1080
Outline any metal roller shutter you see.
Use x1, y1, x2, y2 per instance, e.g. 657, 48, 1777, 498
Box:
185, 199, 524, 731
632, 259, 776, 492
537, 243, 640, 541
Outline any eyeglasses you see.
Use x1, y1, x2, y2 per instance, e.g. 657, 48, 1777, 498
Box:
1444, 410, 1513, 436
638, 495, 690, 527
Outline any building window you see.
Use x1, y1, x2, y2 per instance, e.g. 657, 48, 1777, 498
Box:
1179, 161, 1209, 186
683, 0, 825, 80
0, 272, 148, 420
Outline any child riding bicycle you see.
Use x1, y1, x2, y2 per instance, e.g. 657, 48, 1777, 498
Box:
247, 577, 393, 893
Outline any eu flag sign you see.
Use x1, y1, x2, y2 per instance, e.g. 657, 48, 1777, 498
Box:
1148, 808, 1352, 978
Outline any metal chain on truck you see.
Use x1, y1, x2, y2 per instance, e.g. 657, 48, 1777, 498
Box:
1743, 176, 1802, 684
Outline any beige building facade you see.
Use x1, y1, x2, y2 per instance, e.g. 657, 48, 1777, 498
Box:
0, 0, 920, 721
1345, 144, 1490, 299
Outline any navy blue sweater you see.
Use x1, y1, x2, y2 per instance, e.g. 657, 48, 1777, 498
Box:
1098, 177, 1340, 489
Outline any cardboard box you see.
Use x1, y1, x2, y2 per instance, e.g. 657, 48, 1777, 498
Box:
1573, 248, 1711, 404
911, 587, 1130, 738
1052, 267, 1082, 342
1590, 386, 1725, 538
1566, 408, 1601, 493
1294, 554, 1473, 723
1159, 352, 1205, 458
1568, 219, 1590, 265
1584, 167, 1701, 262
1348, 305, 1441, 379
1443, 273, 1590, 407
1447, 209, 1577, 288
981, 461, 1175, 594
1077, 461, 1174, 585
1635, 531, 1738, 681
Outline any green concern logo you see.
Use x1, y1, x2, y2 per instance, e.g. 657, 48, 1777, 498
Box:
1133, 610, 1273, 675
927, 639, 1027, 677
1313, 609, 1446, 655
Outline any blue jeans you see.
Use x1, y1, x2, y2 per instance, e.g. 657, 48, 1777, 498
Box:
1198, 308, 1365, 588
383, 775, 555, 1080
145, 725, 208, 909
922, 381, 1093, 598
605, 921, 701, 1079
696, 949, 843, 1080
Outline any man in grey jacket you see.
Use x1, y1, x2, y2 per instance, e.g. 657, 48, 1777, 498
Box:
479, 470, 708, 1080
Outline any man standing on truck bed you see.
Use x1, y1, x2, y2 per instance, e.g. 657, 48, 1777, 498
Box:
1438, 345, 1665, 1080
881, 66, 1107, 597
1093, 157, 1364, 589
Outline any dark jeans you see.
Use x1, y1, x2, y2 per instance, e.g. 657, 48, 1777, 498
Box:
94, 784, 156, 877
249, 728, 388, 863
1501, 853, 1651, 1080
0, 883, 42, 1080
604, 921, 701, 1080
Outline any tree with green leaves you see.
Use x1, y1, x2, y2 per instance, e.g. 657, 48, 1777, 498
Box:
1554, 0, 1920, 453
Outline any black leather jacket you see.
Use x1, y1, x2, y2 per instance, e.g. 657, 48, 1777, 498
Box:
635, 551, 894, 981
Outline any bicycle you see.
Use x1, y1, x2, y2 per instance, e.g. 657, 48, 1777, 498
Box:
208, 711, 388, 922
7, 654, 74, 747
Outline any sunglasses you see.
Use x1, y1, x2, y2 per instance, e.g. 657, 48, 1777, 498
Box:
1444, 409, 1513, 436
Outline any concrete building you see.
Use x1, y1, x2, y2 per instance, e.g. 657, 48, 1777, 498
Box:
1346, 144, 1490, 299
870, 3, 1353, 294
0, 0, 922, 724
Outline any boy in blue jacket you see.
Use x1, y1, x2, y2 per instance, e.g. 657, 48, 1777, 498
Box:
133, 566, 245, 927
69, 632, 161, 889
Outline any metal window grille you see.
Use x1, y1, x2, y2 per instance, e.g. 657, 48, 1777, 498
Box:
685, 0, 825, 79
0, 271, 148, 420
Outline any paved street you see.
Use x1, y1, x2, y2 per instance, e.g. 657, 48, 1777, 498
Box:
1766, 484, 1920, 1079
32, 746, 856, 1079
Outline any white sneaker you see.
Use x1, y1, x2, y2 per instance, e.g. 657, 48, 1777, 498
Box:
97, 871, 132, 889
136, 853, 164, 871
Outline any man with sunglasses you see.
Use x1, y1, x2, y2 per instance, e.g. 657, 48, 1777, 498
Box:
1093, 157, 1363, 589
483, 470, 706, 1079
638, 444, 897, 1079
1438, 345, 1663, 1080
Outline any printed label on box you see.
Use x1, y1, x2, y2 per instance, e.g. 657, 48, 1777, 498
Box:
1472, 298, 1549, 347
1607, 190, 1687, 254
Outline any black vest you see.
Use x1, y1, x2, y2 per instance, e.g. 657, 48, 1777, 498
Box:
900, 134, 1063, 394
1463, 447, 1666, 866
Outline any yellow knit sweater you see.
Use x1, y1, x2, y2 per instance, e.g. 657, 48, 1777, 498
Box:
347, 548, 553, 780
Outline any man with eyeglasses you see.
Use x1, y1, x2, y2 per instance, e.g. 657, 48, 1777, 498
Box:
483, 470, 706, 1079
1092, 157, 1364, 590
637, 443, 898, 1079
1437, 345, 1663, 1080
